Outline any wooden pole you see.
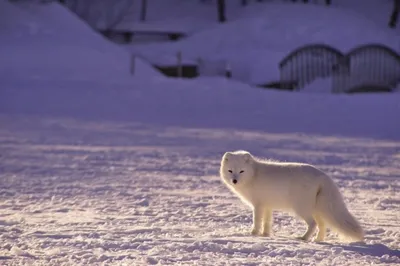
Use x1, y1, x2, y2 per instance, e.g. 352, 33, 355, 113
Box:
140, 0, 147, 21
177, 51, 182, 77
217, 0, 226, 23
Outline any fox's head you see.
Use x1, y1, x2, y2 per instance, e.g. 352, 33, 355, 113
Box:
220, 150, 255, 187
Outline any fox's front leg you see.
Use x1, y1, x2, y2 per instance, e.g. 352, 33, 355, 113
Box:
261, 209, 272, 237
251, 205, 264, 235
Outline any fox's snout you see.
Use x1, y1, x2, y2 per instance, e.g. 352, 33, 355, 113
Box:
231, 174, 239, 185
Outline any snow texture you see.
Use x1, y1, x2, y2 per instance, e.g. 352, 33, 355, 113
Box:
0, 1, 399, 265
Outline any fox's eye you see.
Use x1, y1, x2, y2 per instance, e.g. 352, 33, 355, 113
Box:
240, 170, 244, 173
228, 170, 233, 173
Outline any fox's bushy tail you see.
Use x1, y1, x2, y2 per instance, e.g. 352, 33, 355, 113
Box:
316, 178, 364, 241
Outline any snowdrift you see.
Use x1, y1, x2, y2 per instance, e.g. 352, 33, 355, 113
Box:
0, 1, 160, 81
1, 76, 399, 140
129, 3, 400, 84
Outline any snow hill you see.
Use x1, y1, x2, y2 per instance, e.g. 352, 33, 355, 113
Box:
0, 1, 160, 81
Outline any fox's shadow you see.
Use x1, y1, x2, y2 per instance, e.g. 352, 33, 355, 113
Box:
320, 242, 400, 258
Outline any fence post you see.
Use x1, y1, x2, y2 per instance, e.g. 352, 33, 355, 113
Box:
389, 0, 400, 28
140, 0, 147, 21
217, 0, 226, 22
177, 51, 182, 77
225, 61, 232, 78
332, 57, 350, 93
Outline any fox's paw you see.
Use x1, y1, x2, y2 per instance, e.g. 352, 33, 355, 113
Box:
296, 236, 310, 242
250, 228, 259, 236
260, 232, 271, 237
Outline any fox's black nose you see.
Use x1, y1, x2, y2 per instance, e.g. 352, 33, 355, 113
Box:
232, 179, 237, 184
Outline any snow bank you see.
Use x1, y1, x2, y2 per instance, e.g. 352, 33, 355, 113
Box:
0, 1, 160, 81
1, 75, 399, 140
302, 78, 334, 93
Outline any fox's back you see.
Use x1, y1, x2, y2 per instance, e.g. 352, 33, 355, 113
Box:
244, 160, 327, 209
254, 160, 327, 183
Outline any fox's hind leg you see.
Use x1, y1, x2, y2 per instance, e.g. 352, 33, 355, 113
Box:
299, 216, 317, 241
313, 214, 326, 241
295, 209, 317, 241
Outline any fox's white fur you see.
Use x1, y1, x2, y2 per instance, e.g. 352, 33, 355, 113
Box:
220, 150, 364, 242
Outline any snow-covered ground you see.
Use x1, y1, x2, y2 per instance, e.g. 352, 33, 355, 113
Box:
1, 111, 400, 265
1, 1, 399, 265
1, 79, 400, 265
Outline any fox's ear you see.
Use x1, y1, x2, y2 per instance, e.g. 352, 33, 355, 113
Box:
244, 153, 252, 162
223, 152, 232, 161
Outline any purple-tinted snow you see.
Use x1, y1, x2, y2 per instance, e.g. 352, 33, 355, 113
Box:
0, 1, 399, 265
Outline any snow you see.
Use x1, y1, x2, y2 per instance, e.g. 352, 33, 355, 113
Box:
128, 2, 400, 85
110, 0, 397, 37
1, 1, 400, 265
1, 76, 400, 139
302, 78, 334, 93
0, 1, 160, 81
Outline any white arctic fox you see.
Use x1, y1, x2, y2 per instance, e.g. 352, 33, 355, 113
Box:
220, 150, 364, 242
